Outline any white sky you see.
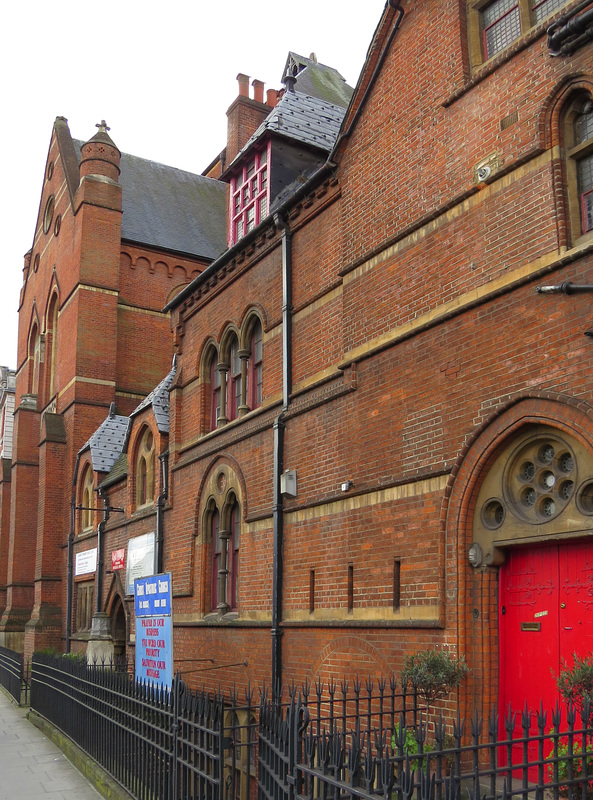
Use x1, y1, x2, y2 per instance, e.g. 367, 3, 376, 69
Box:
0, 0, 387, 371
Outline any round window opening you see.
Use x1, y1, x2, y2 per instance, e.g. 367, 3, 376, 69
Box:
43, 195, 55, 234
503, 435, 577, 524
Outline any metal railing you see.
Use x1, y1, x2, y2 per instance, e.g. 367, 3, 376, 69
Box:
29, 657, 593, 800
0, 645, 26, 704
30, 653, 257, 800
258, 691, 593, 800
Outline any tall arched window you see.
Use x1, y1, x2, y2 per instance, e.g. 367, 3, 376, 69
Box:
209, 496, 240, 613
209, 351, 221, 431
565, 95, 593, 240
210, 506, 221, 611
228, 336, 241, 422
136, 427, 155, 508
28, 322, 41, 396
246, 319, 263, 411
81, 465, 94, 532
47, 294, 58, 400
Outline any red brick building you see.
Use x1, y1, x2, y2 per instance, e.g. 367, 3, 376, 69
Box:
3, 0, 593, 724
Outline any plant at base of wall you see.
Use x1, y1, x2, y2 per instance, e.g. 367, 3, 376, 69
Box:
556, 653, 593, 726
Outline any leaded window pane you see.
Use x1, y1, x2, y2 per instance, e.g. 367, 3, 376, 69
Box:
575, 109, 593, 146
532, 0, 566, 23
483, 0, 521, 58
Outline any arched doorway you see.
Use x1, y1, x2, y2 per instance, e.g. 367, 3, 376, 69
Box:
469, 423, 593, 730
111, 599, 127, 660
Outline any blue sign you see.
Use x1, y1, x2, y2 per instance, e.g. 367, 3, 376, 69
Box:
135, 615, 173, 687
134, 573, 172, 617
134, 573, 173, 688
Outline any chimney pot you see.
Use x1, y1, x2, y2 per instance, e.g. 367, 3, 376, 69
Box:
266, 88, 279, 107
237, 73, 250, 97
252, 79, 265, 104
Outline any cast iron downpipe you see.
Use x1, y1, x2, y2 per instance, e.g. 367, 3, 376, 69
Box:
271, 214, 293, 704
155, 451, 169, 575
95, 489, 110, 614
65, 497, 75, 653
548, 1, 593, 55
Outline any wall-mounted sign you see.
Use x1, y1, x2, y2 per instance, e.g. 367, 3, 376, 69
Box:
135, 574, 172, 617
111, 548, 125, 571
135, 573, 173, 687
75, 548, 97, 576
125, 532, 155, 595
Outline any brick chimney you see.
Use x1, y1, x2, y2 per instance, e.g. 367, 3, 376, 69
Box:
226, 74, 272, 165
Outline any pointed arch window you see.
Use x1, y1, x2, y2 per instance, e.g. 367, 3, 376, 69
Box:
247, 319, 263, 411
210, 497, 240, 613
81, 465, 94, 533
28, 323, 41, 397
228, 336, 241, 422
136, 427, 155, 508
564, 95, 593, 241
48, 296, 58, 399
209, 351, 221, 431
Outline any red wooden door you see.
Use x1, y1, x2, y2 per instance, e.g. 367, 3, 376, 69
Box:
499, 542, 593, 765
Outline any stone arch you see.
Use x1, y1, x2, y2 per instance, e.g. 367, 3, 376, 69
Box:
194, 456, 247, 616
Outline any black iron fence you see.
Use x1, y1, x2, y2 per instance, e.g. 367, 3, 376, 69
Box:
30, 653, 258, 800
29, 656, 593, 800
0, 645, 27, 704
258, 689, 593, 800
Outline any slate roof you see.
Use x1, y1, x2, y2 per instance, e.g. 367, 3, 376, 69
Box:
79, 408, 129, 474
130, 361, 176, 434
230, 90, 347, 169
73, 140, 227, 260
283, 53, 354, 108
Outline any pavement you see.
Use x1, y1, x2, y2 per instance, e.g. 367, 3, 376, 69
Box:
0, 688, 102, 800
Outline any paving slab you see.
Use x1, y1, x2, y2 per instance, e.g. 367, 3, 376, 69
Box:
0, 689, 102, 800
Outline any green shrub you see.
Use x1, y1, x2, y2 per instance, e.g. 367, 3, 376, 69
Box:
556, 653, 593, 725
400, 649, 469, 711
391, 723, 433, 767
548, 738, 593, 794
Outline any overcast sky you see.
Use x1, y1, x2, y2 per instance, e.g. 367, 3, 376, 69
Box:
0, 0, 387, 372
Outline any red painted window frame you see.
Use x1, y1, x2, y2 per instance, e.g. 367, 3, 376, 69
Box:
580, 186, 593, 233
228, 338, 241, 421
229, 143, 270, 246
210, 502, 239, 611
531, 0, 567, 24
247, 321, 263, 411
210, 354, 221, 431
481, 0, 520, 60
210, 508, 220, 611
228, 503, 240, 611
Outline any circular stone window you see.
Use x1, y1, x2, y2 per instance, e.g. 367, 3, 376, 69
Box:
46, 161, 54, 181
503, 435, 577, 523
43, 195, 55, 234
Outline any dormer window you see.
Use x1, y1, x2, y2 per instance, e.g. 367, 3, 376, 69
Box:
230, 146, 269, 245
